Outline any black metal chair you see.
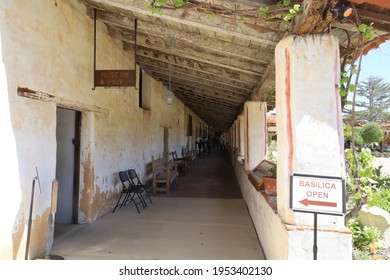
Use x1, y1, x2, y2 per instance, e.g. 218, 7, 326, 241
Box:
127, 169, 153, 205
112, 171, 146, 213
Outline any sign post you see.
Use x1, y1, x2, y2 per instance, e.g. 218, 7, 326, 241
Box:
290, 173, 346, 260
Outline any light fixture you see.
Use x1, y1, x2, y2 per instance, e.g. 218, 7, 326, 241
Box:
165, 36, 175, 105
334, 2, 354, 23
165, 65, 174, 105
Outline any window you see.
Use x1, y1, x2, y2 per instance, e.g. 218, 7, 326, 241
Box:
138, 67, 143, 108
138, 67, 151, 110
187, 115, 192, 136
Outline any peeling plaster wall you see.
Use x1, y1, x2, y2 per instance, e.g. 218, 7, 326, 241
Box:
0, 0, 203, 259
232, 158, 288, 260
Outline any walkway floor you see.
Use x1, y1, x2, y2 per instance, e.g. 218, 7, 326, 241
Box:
50, 149, 265, 260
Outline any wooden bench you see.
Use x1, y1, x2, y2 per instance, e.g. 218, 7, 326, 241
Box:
170, 150, 189, 175
152, 155, 179, 193
181, 146, 196, 164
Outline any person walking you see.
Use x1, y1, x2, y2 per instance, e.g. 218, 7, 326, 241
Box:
207, 137, 212, 155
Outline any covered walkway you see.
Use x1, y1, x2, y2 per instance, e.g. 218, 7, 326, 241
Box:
50, 150, 266, 260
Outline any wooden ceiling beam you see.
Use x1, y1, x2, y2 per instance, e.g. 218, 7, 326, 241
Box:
173, 91, 243, 108
357, 9, 390, 32
121, 39, 265, 74
250, 59, 275, 102
88, 8, 274, 63
138, 61, 254, 91
136, 56, 260, 85
126, 44, 263, 78
146, 69, 251, 99
82, 0, 281, 45
172, 86, 246, 105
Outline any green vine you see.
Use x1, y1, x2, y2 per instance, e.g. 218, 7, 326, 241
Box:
358, 23, 378, 40
258, 1, 300, 21
282, 4, 301, 22
146, 0, 300, 23
146, 0, 189, 14
338, 23, 379, 105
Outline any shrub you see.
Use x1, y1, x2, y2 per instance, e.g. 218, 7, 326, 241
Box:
348, 218, 381, 252
344, 124, 364, 147
353, 248, 373, 260
368, 188, 390, 212
360, 122, 385, 145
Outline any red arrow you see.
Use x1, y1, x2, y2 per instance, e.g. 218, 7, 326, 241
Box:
299, 198, 337, 207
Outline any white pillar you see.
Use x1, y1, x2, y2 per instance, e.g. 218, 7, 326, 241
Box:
275, 35, 351, 259
238, 114, 245, 157
234, 120, 239, 152
244, 101, 267, 170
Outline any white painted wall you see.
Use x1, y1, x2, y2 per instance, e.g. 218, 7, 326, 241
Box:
244, 101, 267, 171
275, 35, 346, 227
0, 0, 204, 259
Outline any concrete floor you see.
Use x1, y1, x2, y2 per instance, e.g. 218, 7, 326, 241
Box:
50, 150, 265, 260
51, 197, 265, 260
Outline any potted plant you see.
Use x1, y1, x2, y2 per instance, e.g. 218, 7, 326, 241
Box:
263, 165, 277, 196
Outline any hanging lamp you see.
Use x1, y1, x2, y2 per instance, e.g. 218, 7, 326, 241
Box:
165, 36, 175, 105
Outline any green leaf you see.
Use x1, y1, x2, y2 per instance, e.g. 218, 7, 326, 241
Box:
353, 192, 362, 200
208, 12, 216, 19
367, 177, 378, 184
293, 4, 300, 11
259, 6, 269, 13
359, 168, 373, 178
345, 101, 353, 106
341, 76, 349, 84
283, 13, 293, 21
173, 0, 187, 7
284, 0, 291, 6
349, 84, 356, 92
358, 24, 367, 32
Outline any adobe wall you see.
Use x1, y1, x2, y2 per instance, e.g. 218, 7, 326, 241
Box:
0, 0, 202, 259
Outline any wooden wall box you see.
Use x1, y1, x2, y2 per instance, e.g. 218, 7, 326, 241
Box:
247, 160, 276, 191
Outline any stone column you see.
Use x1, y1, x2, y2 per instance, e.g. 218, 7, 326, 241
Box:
275, 35, 346, 227
244, 101, 267, 171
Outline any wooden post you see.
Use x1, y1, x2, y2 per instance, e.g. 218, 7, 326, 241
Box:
51, 180, 58, 214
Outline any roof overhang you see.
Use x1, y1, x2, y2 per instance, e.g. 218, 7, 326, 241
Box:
80, 0, 390, 131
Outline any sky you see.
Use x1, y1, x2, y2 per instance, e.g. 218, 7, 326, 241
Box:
347, 40, 390, 110
359, 40, 390, 83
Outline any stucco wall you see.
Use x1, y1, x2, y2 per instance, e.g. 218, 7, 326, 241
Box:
0, 0, 203, 259
232, 156, 288, 259
232, 153, 352, 259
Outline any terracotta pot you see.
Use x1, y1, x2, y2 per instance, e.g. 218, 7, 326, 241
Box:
263, 176, 277, 196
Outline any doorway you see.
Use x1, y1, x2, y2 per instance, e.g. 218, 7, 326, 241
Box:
163, 127, 169, 161
55, 108, 81, 235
